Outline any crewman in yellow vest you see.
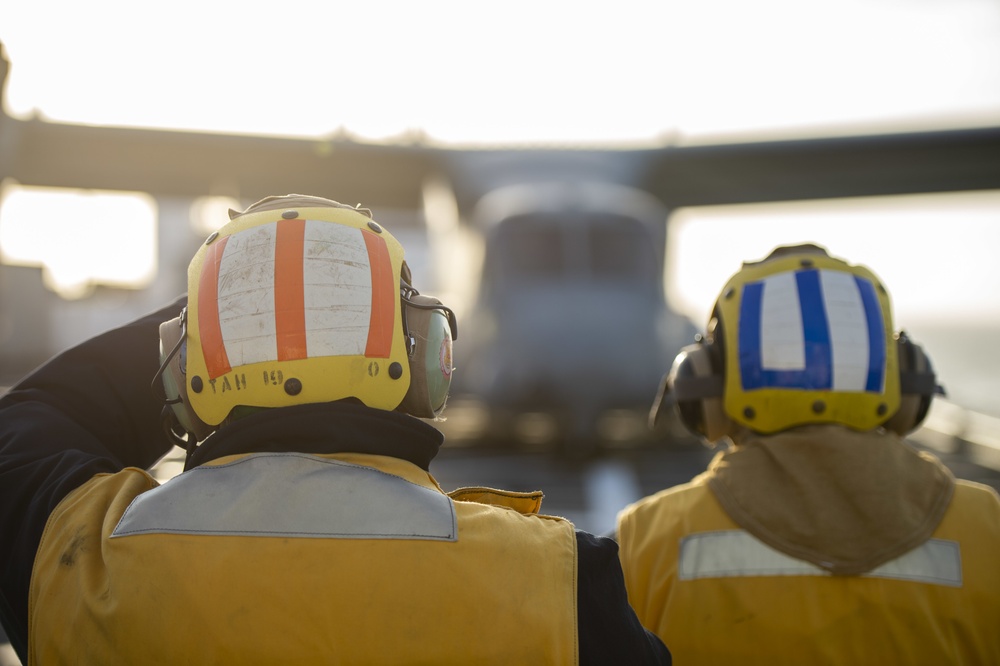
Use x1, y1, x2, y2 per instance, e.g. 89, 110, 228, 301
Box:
617, 243, 1000, 664
0, 194, 670, 665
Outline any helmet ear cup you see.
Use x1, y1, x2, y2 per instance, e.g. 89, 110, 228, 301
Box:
660, 340, 735, 444
883, 333, 940, 436
157, 316, 215, 442
396, 294, 455, 419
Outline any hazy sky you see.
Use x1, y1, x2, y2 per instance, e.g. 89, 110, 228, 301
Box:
666, 191, 1000, 327
0, 0, 998, 325
2, 0, 999, 144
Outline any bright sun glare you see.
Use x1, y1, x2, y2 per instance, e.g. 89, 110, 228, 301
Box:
666, 191, 1000, 328
0, 185, 156, 299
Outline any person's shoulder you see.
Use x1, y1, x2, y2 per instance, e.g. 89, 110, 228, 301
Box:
622, 474, 714, 518
952, 478, 1000, 509
56, 467, 160, 515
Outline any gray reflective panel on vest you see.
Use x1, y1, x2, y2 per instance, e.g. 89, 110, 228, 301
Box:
678, 530, 962, 587
112, 453, 457, 541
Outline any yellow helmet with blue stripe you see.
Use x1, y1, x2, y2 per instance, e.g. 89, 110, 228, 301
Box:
713, 244, 900, 433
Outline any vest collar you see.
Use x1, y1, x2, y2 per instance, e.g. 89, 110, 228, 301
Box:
187, 401, 444, 471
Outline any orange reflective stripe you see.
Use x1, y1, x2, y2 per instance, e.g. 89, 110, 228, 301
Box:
362, 230, 394, 358
199, 235, 231, 378
274, 219, 307, 361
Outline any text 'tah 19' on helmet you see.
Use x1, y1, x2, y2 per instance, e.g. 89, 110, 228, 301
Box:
154, 194, 457, 444
652, 243, 942, 443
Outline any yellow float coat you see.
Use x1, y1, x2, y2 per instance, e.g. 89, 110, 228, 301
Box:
30, 452, 579, 665
617, 472, 1000, 664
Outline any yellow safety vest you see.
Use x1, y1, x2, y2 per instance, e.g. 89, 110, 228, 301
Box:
617, 477, 1000, 665
30, 452, 578, 665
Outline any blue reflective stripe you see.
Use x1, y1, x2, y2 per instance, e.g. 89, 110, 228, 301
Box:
738, 270, 885, 394
738, 282, 764, 390
796, 269, 832, 390
856, 275, 886, 392
739, 270, 833, 391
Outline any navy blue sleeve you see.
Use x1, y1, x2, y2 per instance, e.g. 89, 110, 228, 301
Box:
576, 530, 672, 665
0, 297, 185, 661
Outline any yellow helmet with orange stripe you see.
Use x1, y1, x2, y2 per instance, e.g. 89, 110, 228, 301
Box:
155, 194, 457, 439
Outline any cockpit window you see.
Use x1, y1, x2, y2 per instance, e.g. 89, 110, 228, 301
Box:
497, 216, 566, 278
490, 213, 658, 284
588, 216, 657, 280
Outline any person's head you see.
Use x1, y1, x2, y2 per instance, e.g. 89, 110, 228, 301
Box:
154, 194, 457, 447
652, 243, 942, 446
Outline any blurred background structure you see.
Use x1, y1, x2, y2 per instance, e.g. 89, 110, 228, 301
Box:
1, 3, 1000, 660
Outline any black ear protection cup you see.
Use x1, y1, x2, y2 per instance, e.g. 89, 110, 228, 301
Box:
658, 325, 943, 440
662, 337, 738, 444
657, 312, 740, 444
883, 332, 943, 436
397, 290, 458, 419
152, 311, 215, 449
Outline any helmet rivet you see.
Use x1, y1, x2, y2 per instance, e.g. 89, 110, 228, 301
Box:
284, 378, 302, 395
877, 403, 889, 416
191, 376, 204, 393
724, 288, 735, 300
282, 210, 298, 219
812, 400, 826, 414
801, 258, 814, 267
367, 221, 383, 233
743, 407, 755, 420
205, 232, 219, 245
388, 362, 403, 379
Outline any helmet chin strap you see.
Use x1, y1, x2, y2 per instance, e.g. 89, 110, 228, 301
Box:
150, 308, 186, 407
151, 307, 204, 468
159, 405, 200, 470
